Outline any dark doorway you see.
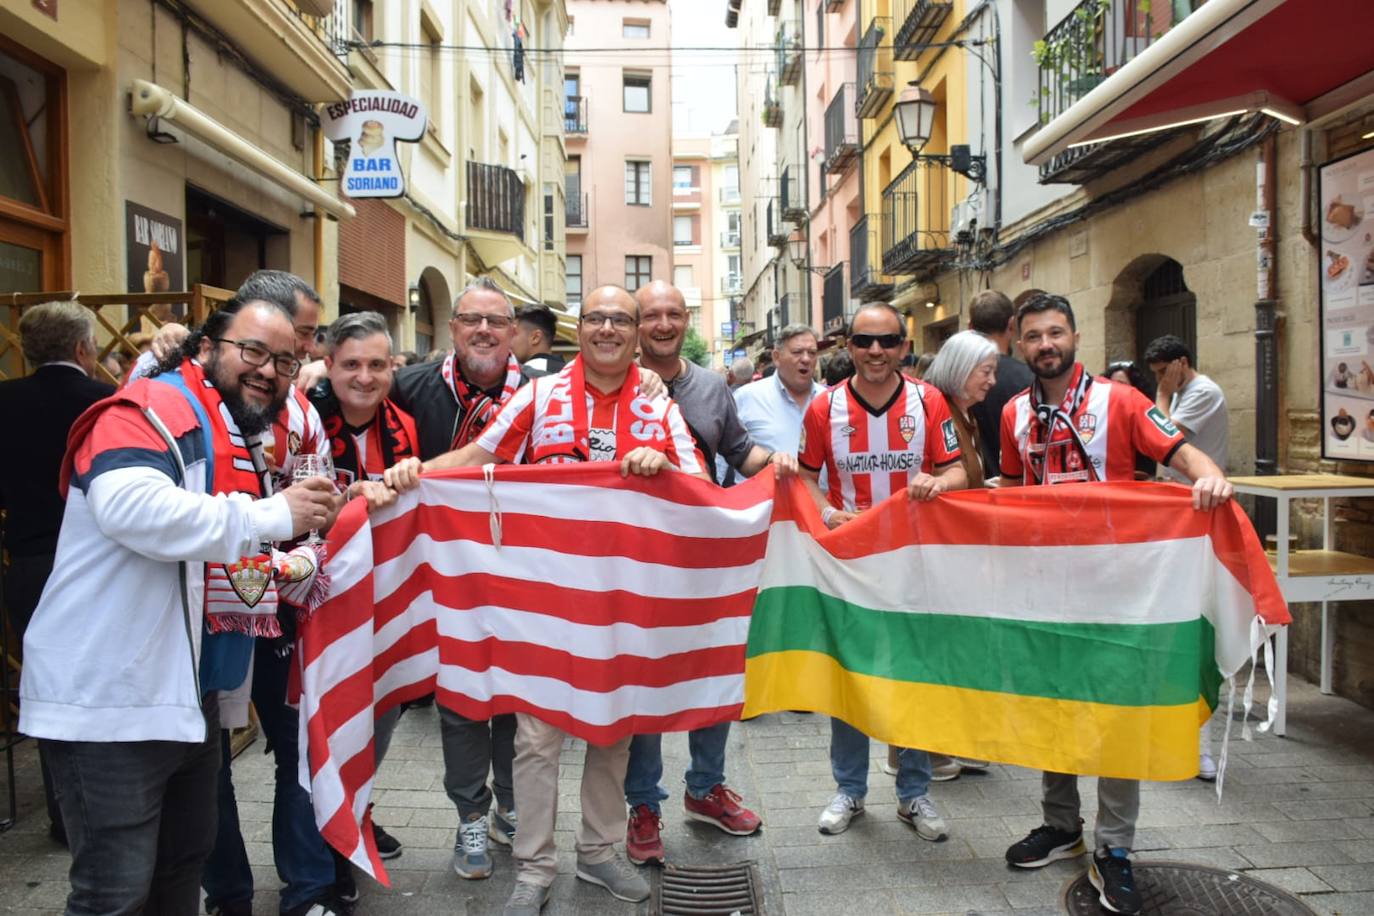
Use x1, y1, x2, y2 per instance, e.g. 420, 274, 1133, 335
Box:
185, 186, 288, 289
1135, 259, 1197, 366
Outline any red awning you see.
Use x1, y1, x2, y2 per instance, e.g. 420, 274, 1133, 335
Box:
1024, 0, 1374, 166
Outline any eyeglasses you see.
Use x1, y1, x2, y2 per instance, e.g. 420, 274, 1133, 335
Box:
850, 332, 904, 350
580, 311, 638, 330
213, 338, 302, 378
453, 313, 514, 330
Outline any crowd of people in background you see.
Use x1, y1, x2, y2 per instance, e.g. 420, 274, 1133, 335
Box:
2, 271, 1232, 916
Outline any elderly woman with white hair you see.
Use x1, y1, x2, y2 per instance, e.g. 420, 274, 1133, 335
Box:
924, 330, 1000, 489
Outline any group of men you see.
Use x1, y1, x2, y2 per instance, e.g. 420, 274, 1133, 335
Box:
5, 267, 1233, 916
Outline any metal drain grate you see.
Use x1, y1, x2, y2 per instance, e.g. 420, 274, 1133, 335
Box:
1064, 861, 1318, 915
651, 861, 763, 915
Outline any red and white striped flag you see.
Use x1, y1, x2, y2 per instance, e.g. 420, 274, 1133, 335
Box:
298, 465, 774, 882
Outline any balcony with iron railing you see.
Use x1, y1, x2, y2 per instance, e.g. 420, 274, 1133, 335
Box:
777, 21, 803, 86
780, 166, 806, 221
766, 197, 788, 247
198, 0, 351, 101
894, 0, 953, 60
849, 215, 894, 302
1036, 0, 1198, 183
763, 78, 783, 128
721, 273, 744, 296
720, 186, 742, 205
857, 17, 894, 119
564, 95, 589, 135
824, 83, 859, 174
822, 264, 846, 336
880, 158, 953, 276
566, 191, 588, 230
467, 161, 526, 241
721, 230, 741, 249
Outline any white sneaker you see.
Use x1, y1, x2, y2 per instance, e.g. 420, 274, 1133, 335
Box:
818, 793, 864, 835
898, 794, 948, 842
929, 753, 962, 782
1197, 753, 1217, 781
879, 745, 899, 776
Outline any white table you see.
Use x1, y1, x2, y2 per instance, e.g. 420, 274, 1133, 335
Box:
1230, 474, 1374, 736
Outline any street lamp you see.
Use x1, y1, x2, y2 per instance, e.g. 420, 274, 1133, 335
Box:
894, 81, 987, 185
894, 84, 937, 153
408, 283, 421, 314
787, 237, 833, 276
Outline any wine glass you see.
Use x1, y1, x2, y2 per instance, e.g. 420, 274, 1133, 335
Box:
292, 453, 333, 545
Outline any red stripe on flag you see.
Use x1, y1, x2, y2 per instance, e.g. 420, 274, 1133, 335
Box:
433, 687, 744, 744
374, 571, 757, 631
436, 637, 746, 690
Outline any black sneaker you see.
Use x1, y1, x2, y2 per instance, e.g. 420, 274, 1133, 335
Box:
1004, 822, 1086, 868
372, 819, 403, 860
206, 901, 253, 916
1089, 846, 1142, 915
333, 850, 359, 911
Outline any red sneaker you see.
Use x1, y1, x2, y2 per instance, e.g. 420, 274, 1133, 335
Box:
683, 784, 762, 836
626, 804, 664, 865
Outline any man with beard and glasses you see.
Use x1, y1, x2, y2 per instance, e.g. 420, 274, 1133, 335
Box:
369, 285, 707, 916
619, 281, 796, 866
799, 303, 965, 846
19, 299, 338, 916
998, 293, 1231, 916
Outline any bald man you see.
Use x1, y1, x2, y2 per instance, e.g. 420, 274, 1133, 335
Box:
623, 281, 796, 864
370, 286, 707, 914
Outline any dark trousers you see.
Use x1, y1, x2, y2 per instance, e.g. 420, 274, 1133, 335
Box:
202, 639, 335, 913
42, 699, 220, 916
4, 552, 63, 834
439, 705, 516, 819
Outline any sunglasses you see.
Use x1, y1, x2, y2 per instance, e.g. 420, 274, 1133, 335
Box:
851, 332, 905, 350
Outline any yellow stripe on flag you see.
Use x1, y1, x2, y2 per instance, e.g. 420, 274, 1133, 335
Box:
743, 651, 1210, 781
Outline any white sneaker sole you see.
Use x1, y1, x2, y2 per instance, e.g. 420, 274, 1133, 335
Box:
1009, 838, 1086, 869
818, 806, 864, 835
1087, 859, 1139, 914
575, 867, 650, 902
897, 810, 948, 842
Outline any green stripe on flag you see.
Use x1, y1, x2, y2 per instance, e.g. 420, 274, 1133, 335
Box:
747, 586, 1221, 709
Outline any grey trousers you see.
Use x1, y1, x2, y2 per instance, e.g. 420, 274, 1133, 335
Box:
374, 706, 402, 765
1042, 772, 1138, 850
439, 705, 516, 820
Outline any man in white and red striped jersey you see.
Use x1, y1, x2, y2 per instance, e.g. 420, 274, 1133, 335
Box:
998, 292, 1231, 916
374, 285, 707, 916
798, 301, 966, 846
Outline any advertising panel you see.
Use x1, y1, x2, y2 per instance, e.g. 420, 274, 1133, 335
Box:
1319, 147, 1374, 460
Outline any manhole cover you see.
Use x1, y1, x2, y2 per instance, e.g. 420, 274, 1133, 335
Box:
1064, 861, 1318, 915
651, 861, 762, 915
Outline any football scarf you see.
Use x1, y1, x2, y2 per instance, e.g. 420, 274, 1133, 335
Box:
171, 359, 320, 636
527, 357, 670, 464
312, 382, 418, 486
442, 351, 522, 450
1024, 362, 1100, 486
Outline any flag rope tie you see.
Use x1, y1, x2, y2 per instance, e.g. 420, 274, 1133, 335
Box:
483, 462, 503, 550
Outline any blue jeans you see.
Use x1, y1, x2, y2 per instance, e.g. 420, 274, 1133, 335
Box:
624, 720, 731, 814
202, 640, 336, 912
43, 698, 220, 916
830, 718, 931, 803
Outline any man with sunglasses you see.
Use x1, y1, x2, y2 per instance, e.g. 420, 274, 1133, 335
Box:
798, 302, 966, 844
998, 293, 1231, 916
372, 285, 705, 915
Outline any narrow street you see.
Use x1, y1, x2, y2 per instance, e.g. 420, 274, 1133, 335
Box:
4, 678, 1372, 915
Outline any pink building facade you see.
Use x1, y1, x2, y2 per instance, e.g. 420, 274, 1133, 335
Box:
564, 0, 673, 304
805, 0, 861, 341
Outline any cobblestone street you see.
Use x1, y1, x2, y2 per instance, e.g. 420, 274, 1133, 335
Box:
3, 677, 1373, 915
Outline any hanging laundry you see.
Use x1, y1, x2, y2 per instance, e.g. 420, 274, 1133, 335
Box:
513, 32, 525, 82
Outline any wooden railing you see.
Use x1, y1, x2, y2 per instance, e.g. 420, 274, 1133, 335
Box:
0, 285, 236, 383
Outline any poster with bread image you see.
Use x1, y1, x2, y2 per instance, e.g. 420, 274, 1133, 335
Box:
1319, 147, 1374, 459
321, 91, 428, 199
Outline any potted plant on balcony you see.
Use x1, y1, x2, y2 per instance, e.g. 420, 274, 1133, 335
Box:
762, 99, 782, 127
1031, 0, 1112, 111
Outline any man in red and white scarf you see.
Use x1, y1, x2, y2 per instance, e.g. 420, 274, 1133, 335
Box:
998, 293, 1231, 916
20, 299, 337, 916
370, 285, 706, 914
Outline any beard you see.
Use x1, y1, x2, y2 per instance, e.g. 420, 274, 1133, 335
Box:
1030, 345, 1076, 380
206, 350, 288, 437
